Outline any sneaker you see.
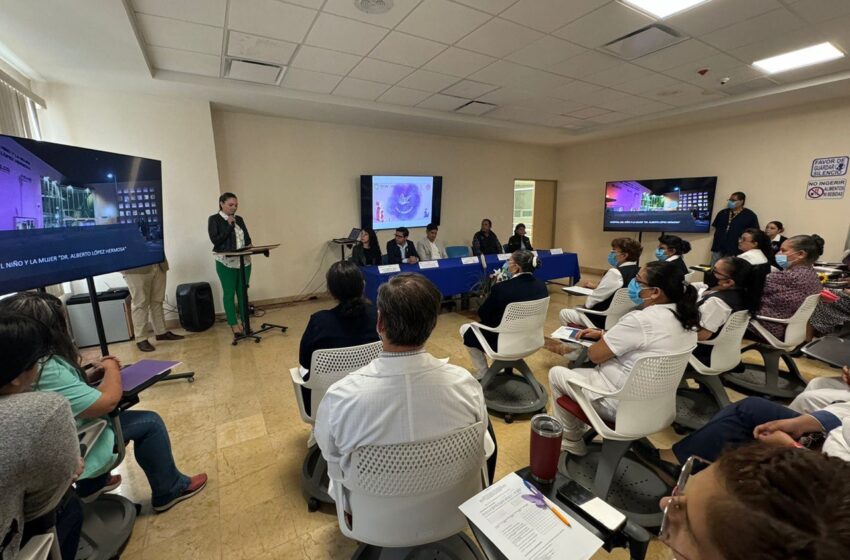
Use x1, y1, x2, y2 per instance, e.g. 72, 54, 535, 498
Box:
153, 474, 208, 513
560, 437, 588, 456
79, 474, 122, 503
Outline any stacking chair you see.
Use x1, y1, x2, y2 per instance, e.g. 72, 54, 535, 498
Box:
289, 341, 383, 511
459, 297, 550, 423
675, 310, 750, 430
575, 288, 636, 330
445, 246, 471, 258
555, 350, 693, 527
724, 293, 820, 398
333, 423, 487, 560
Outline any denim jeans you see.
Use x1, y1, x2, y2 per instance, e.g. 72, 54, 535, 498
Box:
76, 410, 189, 508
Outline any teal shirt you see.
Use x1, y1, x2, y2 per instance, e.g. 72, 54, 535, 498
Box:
36, 356, 117, 479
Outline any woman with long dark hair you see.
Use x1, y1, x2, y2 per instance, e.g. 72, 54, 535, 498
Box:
350, 228, 382, 266
208, 192, 253, 336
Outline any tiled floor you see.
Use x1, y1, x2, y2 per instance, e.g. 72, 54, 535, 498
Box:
102, 286, 838, 559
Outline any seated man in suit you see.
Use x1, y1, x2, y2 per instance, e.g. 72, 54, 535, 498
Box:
415, 223, 446, 261
386, 227, 419, 265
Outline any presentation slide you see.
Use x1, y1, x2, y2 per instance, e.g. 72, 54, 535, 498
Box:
370, 175, 434, 230
0, 134, 164, 294
603, 177, 717, 233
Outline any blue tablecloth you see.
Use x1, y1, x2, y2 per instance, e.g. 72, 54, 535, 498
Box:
361, 251, 580, 303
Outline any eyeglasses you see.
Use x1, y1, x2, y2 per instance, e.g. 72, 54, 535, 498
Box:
711, 269, 729, 280
659, 455, 712, 559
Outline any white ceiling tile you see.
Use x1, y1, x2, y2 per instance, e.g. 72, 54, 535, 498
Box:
584, 63, 654, 87
505, 36, 586, 70
615, 72, 681, 94
815, 14, 850, 54
305, 13, 388, 55
477, 88, 585, 114
397, 69, 460, 92
453, 0, 519, 15
500, 0, 609, 33
283, 68, 342, 93
322, 0, 422, 28
282, 0, 324, 7
549, 50, 621, 78
332, 77, 390, 100
456, 18, 544, 58
634, 39, 720, 71
625, 99, 674, 115
441, 79, 499, 98
641, 82, 707, 105
423, 47, 496, 77
662, 53, 745, 83
589, 92, 655, 112
417, 93, 469, 111
566, 106, 610, 119
148, 46, 220, 77
591, 88, 634, 109
665, 0, 780, 37
551, 80, 603, 101
468, 60, 545, 86
377, 86, 432, 106
136, 13, 222, 55
510, 68, 573, 92
291, 45, 361, 75
455, 101, 498, 115
477, 87, 538, 106
349, 58, 415, 84
227, 31, 297, 65
131, 0, 227, 26
717, 76, 779, 96
397, 0, 491, 44
789, 0, 850, 24
587, 111, 632, 124
228, 0, 316, 43
486, 106, 559, 126
553, 2, 655, 49
370, 32, 447, 67
701, 9, 807, 52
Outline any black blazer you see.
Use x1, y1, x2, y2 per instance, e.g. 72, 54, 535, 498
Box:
298, 303, 380, 371
669, 256, 689, 276
385, 240, 419, 264
350, 243, 383, 267
770, 236, 787, 255
506, 235, 533, 253
464, 273, 548, 351
208, 213, 252, 252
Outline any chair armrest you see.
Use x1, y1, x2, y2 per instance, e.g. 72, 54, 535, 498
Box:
289, 367, 306, 386
754, 315, 792, 324
17, 534, 54, 560
468, 321, 500, 333
459, 322, 498, 356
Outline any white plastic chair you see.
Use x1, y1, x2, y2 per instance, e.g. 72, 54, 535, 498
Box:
333, 423, 487, 559
459, 297, 550, 422
724, 293, 820, 398
17, 534, 55, 560
576, 288, 636, 330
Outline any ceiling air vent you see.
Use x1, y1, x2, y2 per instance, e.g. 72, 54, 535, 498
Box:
225, 58, 284, 85
602, 24, 685, 60
455, 101, 497, 116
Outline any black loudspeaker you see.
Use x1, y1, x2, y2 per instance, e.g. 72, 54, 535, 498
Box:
176, 282, 215, 332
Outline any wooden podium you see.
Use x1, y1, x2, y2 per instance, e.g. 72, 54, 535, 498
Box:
215, 244, 287, 345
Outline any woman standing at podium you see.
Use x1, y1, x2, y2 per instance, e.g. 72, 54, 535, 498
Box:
209, 192, 253, 336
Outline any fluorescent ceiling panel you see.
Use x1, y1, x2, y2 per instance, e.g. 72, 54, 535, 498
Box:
753, 42, 844, 74
621, 0, 711, 19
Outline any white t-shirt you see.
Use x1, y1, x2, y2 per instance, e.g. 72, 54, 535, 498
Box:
585, 261, 636, 308
698, 292, 733, 334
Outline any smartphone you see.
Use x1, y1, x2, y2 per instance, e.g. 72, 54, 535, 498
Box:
557, 481, 627, 532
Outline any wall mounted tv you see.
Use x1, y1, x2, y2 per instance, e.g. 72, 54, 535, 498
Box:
603, 176, 718, 233
0, 134, 164, 294
360, 175, 442, 231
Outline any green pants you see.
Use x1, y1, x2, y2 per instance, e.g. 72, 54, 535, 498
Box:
216, 261, 251, 326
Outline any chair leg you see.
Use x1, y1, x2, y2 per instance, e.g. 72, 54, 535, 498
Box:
480, 360, 510, 387
698, 374, 730, 409
514, 359, 547, 404
760, 348, 782, 391
780, 352, 805, 383
593, 440, 631, 499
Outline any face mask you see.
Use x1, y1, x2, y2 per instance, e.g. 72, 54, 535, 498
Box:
607, 251, 618, 267
655, 248, 667, 261
627, 278, 645, 306
727, 200, 738, 209
501, 262, 514, 279
775, 254, 789, 269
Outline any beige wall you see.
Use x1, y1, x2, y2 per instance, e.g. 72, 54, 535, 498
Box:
212, 110, 560, 301
557, 99, 850, 271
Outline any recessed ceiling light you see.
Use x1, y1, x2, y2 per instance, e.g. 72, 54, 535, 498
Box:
753, 42, 844, 74
621, 0, 711, 19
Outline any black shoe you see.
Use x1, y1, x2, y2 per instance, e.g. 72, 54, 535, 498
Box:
136, 340, 156, 352
156, 331, 185, 341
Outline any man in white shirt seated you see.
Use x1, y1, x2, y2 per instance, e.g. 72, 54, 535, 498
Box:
315, 272, 495, 499
415, 223, 447, 261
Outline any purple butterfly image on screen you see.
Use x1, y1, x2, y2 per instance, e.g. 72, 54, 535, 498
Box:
387, 183, 421, 220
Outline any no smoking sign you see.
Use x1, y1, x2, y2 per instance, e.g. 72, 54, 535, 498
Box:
806, 178, 845, 200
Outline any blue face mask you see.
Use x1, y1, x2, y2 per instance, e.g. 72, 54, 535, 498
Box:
655, 248, 667, 261
607, 251, 618, 267
627, 277, 645, 306
775, 254, 789, 269
727, 200, 737, 209
501, 262, 513, 279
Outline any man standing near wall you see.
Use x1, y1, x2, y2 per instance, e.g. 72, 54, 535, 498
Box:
710, 191, 759, 264
122, 260, 184, 352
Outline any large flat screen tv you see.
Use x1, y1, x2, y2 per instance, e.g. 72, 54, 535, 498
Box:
603, 176, 717, 233
360, 175, 442, 231
0, 134, 164, 294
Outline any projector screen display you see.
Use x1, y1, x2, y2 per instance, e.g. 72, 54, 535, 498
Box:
360, 175, 442, 231
603, 176, 717, 233
0, 134, 164, 294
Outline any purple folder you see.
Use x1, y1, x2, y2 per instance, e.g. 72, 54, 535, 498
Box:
121, 360, 182, 395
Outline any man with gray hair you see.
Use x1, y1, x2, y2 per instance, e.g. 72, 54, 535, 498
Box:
315, 273, 494, 491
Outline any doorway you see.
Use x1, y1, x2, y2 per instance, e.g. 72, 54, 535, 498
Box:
513, 179, 557, 249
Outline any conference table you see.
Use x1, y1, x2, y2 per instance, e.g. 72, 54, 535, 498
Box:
361, 251, 580, 303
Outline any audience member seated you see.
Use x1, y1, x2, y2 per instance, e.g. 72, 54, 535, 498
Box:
765, 220, 787, 254
790, 367, 850, 415
415, 223, 446, 261
737, 227, 776, 269
350, 228, 382, 267
505, 223, 533, 253
693, 256, 762, 365
386, 227, 419, 264
298, 261, 380, 415
472, 218, 502, 256
559, 237, 641, 329
464, 250, 549, 379
656, 234, 691, 276
659, 444, 850, 560
315, 273, 495, 493
0, 292, 207, 514
808, 287, 850, 339
549, 261, 698, 454
0, 315, 82, 560
755, 234, 824, 340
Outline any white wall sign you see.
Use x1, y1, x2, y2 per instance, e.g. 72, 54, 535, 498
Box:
805, 178, 846, 200
811, 156, 848, 177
